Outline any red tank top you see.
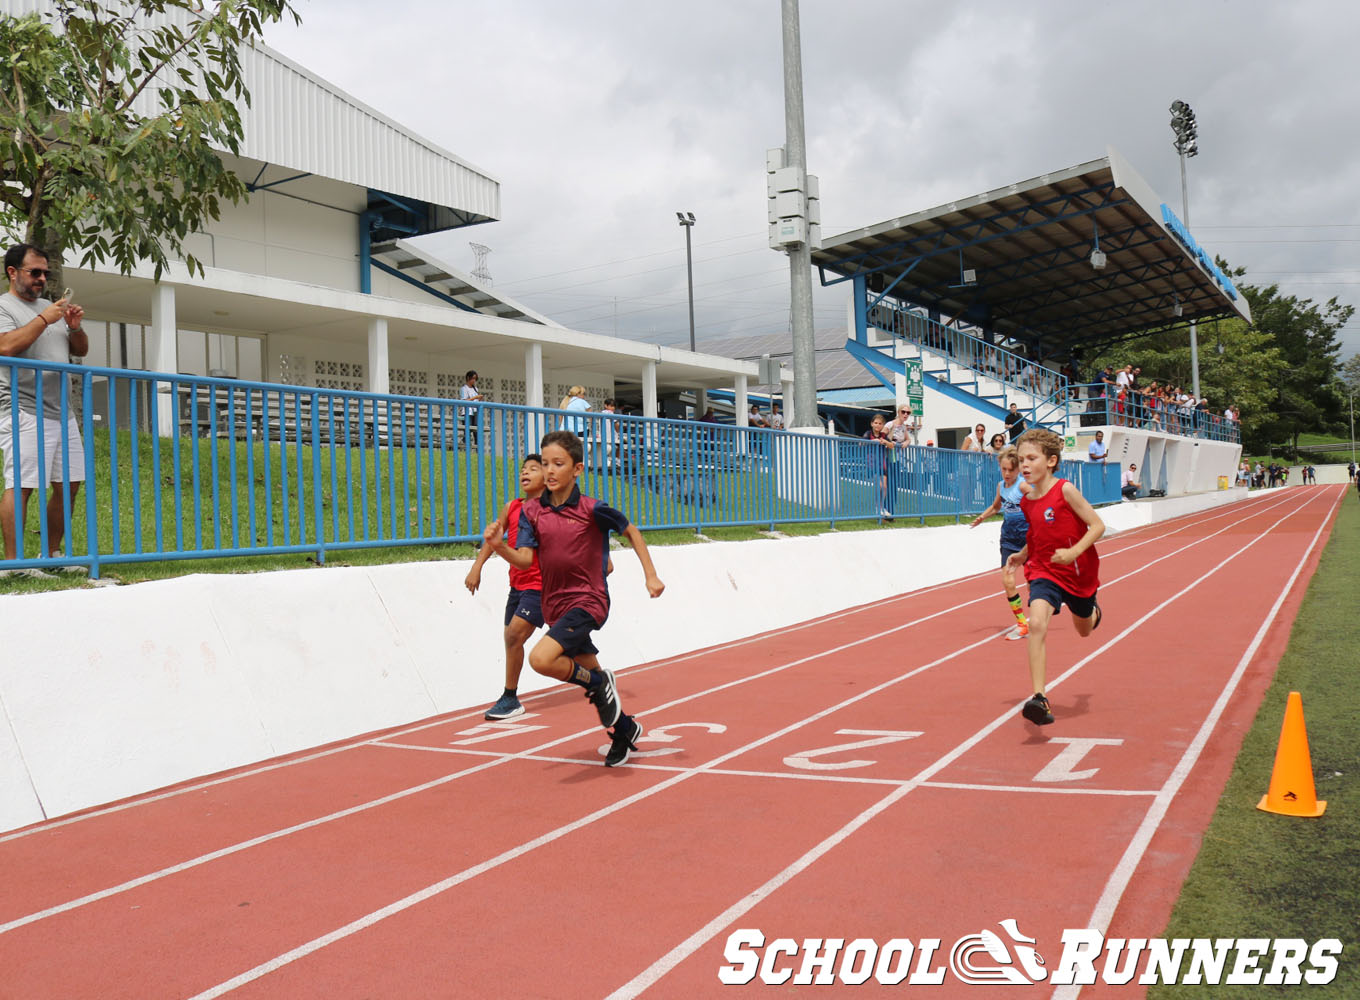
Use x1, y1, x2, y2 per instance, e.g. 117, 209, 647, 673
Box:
505, 499, 542, 591
1020, 478, 1100, 597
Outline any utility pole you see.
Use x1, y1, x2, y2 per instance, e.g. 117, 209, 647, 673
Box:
781, 0, 818, 429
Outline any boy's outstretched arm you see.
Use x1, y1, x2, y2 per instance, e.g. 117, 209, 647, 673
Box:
1052, 482, 1106, 565
970, 485, 1002, 528
483, 519, 535, 570
466, 501, 513, 593
622, 523, 665, 597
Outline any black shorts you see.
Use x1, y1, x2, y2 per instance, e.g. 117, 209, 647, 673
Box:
546, 607, 602, 657
504, 587, 544, 629
1027, 577, 1098, 619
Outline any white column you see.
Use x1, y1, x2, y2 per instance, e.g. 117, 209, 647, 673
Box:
695, 388, 708, 418
781, 377, 795, 411
366, 318, 389, 394
149, 283, 178, 436
735, 374, 749, 426
641, 360, 658, 419
525, 342, 544, 408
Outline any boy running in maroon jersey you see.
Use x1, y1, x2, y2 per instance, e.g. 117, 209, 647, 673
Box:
484, 430, 664, 765
1005, 428, 1105, 725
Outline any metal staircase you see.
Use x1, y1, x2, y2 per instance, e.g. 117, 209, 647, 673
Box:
851, 300, 1070, 432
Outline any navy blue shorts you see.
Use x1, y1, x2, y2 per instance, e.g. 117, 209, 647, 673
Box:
504, 587, 544, 629
546, 607, 601, 657
1000, 543, 1024, 568
1027, 577, 1098, 619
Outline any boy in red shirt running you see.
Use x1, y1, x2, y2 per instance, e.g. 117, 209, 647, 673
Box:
484, 430, 664, 766
465, 454, 547, 720
1005, 428, 1105, 725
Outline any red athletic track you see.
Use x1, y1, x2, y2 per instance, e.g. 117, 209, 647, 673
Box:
0, 485, 1343, 999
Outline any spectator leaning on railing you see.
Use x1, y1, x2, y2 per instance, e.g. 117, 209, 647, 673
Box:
0, 243, 89, 570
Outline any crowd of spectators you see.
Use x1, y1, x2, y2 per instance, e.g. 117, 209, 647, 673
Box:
1080, 363, 1239, 438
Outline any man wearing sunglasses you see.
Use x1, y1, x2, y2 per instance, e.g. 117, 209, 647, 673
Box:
0, 244, 89, 566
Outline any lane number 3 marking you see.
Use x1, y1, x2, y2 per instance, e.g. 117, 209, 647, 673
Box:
597, 721, 727, 760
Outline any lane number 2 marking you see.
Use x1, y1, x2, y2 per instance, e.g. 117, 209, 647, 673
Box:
783, 730, 923, 771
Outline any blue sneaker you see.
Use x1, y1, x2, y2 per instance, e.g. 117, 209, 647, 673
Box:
484, 693, 524, 721
585, 668, 621, 728
605, 715, 643, 767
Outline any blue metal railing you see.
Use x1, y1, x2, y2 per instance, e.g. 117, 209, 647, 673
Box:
1069, 383, 1239, 443
0, 358, 1121, 578
866, 297, 1068, 415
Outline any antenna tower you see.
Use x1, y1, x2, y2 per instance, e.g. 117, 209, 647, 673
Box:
469, 242, 493, 285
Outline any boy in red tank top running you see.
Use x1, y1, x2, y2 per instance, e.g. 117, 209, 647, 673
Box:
465, 454, 547, 721
1005, 428, 1106, 725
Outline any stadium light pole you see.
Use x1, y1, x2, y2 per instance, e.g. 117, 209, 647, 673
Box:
1170, 100, 1201, 400
677, 211, 696, 352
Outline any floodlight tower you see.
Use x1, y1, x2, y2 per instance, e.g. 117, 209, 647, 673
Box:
676, 212, 696, 352
1170, 100, 1201, 399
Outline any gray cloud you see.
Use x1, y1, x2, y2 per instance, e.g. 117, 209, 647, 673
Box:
266, 0, 1360, 358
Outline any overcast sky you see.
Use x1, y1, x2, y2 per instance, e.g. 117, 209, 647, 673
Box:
264, 0, 1360, 362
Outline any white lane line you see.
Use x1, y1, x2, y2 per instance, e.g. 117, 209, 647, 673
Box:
1049, 484, 1344, 1000
0, 584, 1019, 935
370, 743, 1159, 796
185, 492, 1325, 1000
0, 488, 1281, 844
600, 489, 1330, 999
1, 487, 1311, 936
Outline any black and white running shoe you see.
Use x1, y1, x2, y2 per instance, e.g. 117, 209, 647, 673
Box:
586, 668, 622, 729
605, 715, 643, 768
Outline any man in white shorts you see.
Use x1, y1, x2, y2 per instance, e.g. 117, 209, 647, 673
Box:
1, 244, 89, 563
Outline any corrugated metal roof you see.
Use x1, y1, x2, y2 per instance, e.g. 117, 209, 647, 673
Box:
2, 1, 500, 225
238, 44, 500, 225
812, 146, 1250, 355
700, 328, 879, 392
372, 239, 562, 327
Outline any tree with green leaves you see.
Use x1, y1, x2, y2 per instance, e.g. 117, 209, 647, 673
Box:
0, 0, 298, 286
1088, 271, 1353, 454
1240, 282, 1352, 454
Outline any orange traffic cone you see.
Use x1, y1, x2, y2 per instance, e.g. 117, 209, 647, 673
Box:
1256, 691, 1326, 817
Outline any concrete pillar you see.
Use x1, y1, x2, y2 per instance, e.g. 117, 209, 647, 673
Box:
366, 318, 389, 394
781, 377, 795, 411
525, 343, 544, 408
695, 388, 708, 419
735, 374, 749, 427
149, 284, 178, 436
641, 360, 658, 419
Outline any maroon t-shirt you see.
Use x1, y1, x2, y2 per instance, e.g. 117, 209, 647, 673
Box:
516, 486, 630, 625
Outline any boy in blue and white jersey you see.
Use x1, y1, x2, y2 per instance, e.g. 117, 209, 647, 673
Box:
969, 446, 1030, 638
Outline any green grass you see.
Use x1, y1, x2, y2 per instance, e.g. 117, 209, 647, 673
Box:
1148, 492, 1359, 998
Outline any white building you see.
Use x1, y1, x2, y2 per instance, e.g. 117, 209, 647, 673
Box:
3, 1, 768, 423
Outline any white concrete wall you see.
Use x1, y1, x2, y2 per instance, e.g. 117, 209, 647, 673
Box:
1067, 426, 1241, 496
0, 487, 1251, 834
